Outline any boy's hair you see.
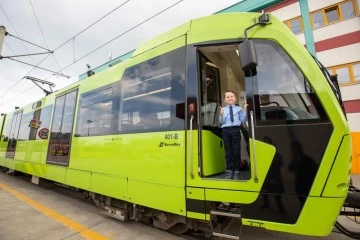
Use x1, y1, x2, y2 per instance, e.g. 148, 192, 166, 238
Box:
224, 90, 236, 98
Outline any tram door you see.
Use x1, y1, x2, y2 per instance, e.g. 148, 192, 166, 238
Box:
6, 111, 22, 159
197, 44, 250, 178
47, 89, 78, 166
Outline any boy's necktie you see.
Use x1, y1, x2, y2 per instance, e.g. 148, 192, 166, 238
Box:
229, 106, 234, 122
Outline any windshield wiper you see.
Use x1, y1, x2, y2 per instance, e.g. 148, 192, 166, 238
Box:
310, 54, 347, 119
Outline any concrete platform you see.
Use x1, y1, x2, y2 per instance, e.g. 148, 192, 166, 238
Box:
0, 172, 358, 240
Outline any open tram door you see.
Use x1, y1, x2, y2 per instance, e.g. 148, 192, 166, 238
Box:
194, 42, 276, 183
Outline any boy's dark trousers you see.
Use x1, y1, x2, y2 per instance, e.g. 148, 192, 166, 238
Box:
222, 126, 241, 171
240, 123, 250, 155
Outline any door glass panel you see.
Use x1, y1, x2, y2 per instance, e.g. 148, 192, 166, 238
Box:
48, 95, 65, 163
58, 90, 77, 165
47, 90, 77, 166
6, 111, 22, 158
199, 56, 221, 127
2, 119, 12, 143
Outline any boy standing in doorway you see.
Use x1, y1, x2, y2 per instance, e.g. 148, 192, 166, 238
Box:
219, 90, 247, 180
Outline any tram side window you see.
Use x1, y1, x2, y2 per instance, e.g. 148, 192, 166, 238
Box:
119, 47, 185, 132
253, 40, 329, 125
76, 86, 115, 136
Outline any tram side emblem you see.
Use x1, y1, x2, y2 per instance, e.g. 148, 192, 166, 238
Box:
38, 128, 49, 139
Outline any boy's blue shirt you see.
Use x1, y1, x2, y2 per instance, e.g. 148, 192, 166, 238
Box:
219, 105, 247, 128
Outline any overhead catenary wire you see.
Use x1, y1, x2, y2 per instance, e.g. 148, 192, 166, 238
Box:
0, 0, 133, 101
6, 33, 52, 53
1, 86, 37, 107
0, 3, 39, 57
1, 0, 185, 107
8, 57, 69, 77
28, 0, 62, 74
59, 0, 184, 72
0, 2, 50, 78
53, 0, 132, 52
0, 2, 48, 98
4, 42, 31, 72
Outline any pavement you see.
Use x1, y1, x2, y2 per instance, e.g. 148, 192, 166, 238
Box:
0, 172, 358, 240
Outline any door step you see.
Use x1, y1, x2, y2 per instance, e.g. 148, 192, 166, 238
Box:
210, 210, 242, 240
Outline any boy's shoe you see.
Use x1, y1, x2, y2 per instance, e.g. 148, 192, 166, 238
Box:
233, 171, 240, 180
224, 170, 233, 179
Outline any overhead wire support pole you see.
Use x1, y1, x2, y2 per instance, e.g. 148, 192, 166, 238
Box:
0, 25, 5, 56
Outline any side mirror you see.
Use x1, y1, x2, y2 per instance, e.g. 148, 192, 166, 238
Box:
239, 40, 258, 72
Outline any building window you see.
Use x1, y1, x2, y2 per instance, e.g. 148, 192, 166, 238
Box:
336, 66, 351, 84
325, 6, 340, 23
352, 63, 360, 82
311, 0, 358, 28
311, 11, 325, 28
284, 17, 304, 34
328, 62, 360, 85
341, 1, 356, 18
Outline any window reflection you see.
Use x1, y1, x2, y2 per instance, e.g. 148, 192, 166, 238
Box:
253, 40, 329, 125
119, 47, 186, 132
74, 47, 186, 136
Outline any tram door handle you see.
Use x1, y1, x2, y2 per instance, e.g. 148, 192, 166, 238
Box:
250, 111, 258, 183
189, 114, 194, 179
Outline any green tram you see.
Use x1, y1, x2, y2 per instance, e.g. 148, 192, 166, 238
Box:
0, 13, 352, 238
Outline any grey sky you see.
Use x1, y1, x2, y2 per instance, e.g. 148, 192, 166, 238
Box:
0, 0, 240, 113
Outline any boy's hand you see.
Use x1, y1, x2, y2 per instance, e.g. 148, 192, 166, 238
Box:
243, 104, 248, 110
219, 107, 224, 116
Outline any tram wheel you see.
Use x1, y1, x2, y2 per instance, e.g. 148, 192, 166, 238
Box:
168, 223, 189, 235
